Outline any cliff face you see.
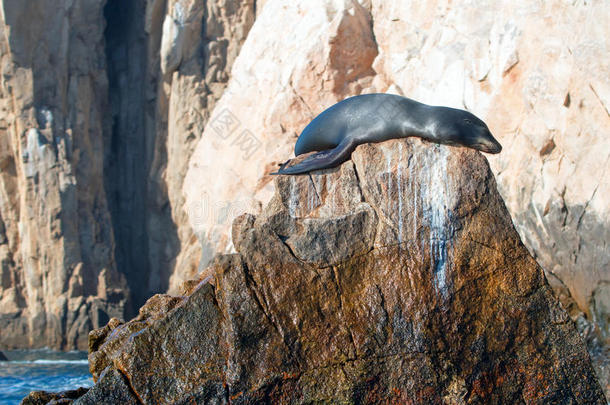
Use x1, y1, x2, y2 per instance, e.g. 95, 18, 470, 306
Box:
102, 0, 255, 310
183, 0, 609, 370
0, 0, 127, 349
367, 0, 610, 354
66, 140, 604, 403
0, 0, 607, 382
0, 0, 255, 349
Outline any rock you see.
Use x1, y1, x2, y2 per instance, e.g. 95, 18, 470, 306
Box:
104, 0, 256, 311
20, 387, 88, 405
0, 0, 129, 350
0, 0, 255, 349
86, 139, 605, 403
0, 1, 607, 397
368, 0, 610, 356
0, 350, 7, 360
73, 367, 138, 405
161, 0, 256, 294
181, 0, 609, 392
88, 295, 184, 381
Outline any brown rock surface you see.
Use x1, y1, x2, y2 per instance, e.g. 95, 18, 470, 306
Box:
20, 387, 89, 405
182, 0, 609, 391
82, 139, 605, 403
0, 1, 607, 397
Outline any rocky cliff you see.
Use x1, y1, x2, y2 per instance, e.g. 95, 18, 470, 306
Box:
0, 0, 127, 350
23, 139, 605, 403
0, 0, 607, 392
0, 0, 255, 349
182, 0, 609, 390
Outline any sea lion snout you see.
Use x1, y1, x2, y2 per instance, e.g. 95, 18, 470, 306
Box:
486, 140, 502, 154
477, 141, 502, 154
477, 129, 502, 154
459, 123, 502, 154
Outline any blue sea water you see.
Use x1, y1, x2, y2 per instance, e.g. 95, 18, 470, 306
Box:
0, 349, 93, 405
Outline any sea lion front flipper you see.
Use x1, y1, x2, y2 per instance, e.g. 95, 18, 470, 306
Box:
272, 137, 357, 175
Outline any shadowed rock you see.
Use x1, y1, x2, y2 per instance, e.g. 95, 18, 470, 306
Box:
77, 139, 605, 403
20, 387, 88, 405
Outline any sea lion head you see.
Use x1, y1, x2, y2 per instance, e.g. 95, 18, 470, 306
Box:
437, 108, 502, 154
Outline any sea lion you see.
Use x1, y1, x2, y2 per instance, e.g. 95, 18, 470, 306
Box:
272, 94, 502, 175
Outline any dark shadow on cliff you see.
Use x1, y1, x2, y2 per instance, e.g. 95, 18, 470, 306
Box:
103, 0, 179, 316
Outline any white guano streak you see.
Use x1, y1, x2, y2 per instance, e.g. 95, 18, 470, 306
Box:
424, 147, 452, 295
288, 178, 299, 217
397, 142, 404, 243
398, 143, 453, 295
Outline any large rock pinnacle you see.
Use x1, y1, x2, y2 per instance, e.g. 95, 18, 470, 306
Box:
67, 139, 604, 404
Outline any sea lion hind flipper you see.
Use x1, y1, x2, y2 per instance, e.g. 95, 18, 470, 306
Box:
274, 138, 357, 175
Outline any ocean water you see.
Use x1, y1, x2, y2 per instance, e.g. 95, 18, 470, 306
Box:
0, 349, 93, 405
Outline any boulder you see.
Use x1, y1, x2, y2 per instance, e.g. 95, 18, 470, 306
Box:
20, 387, 88, 405
182, 3, 610, 377
83, 139, 605, 403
